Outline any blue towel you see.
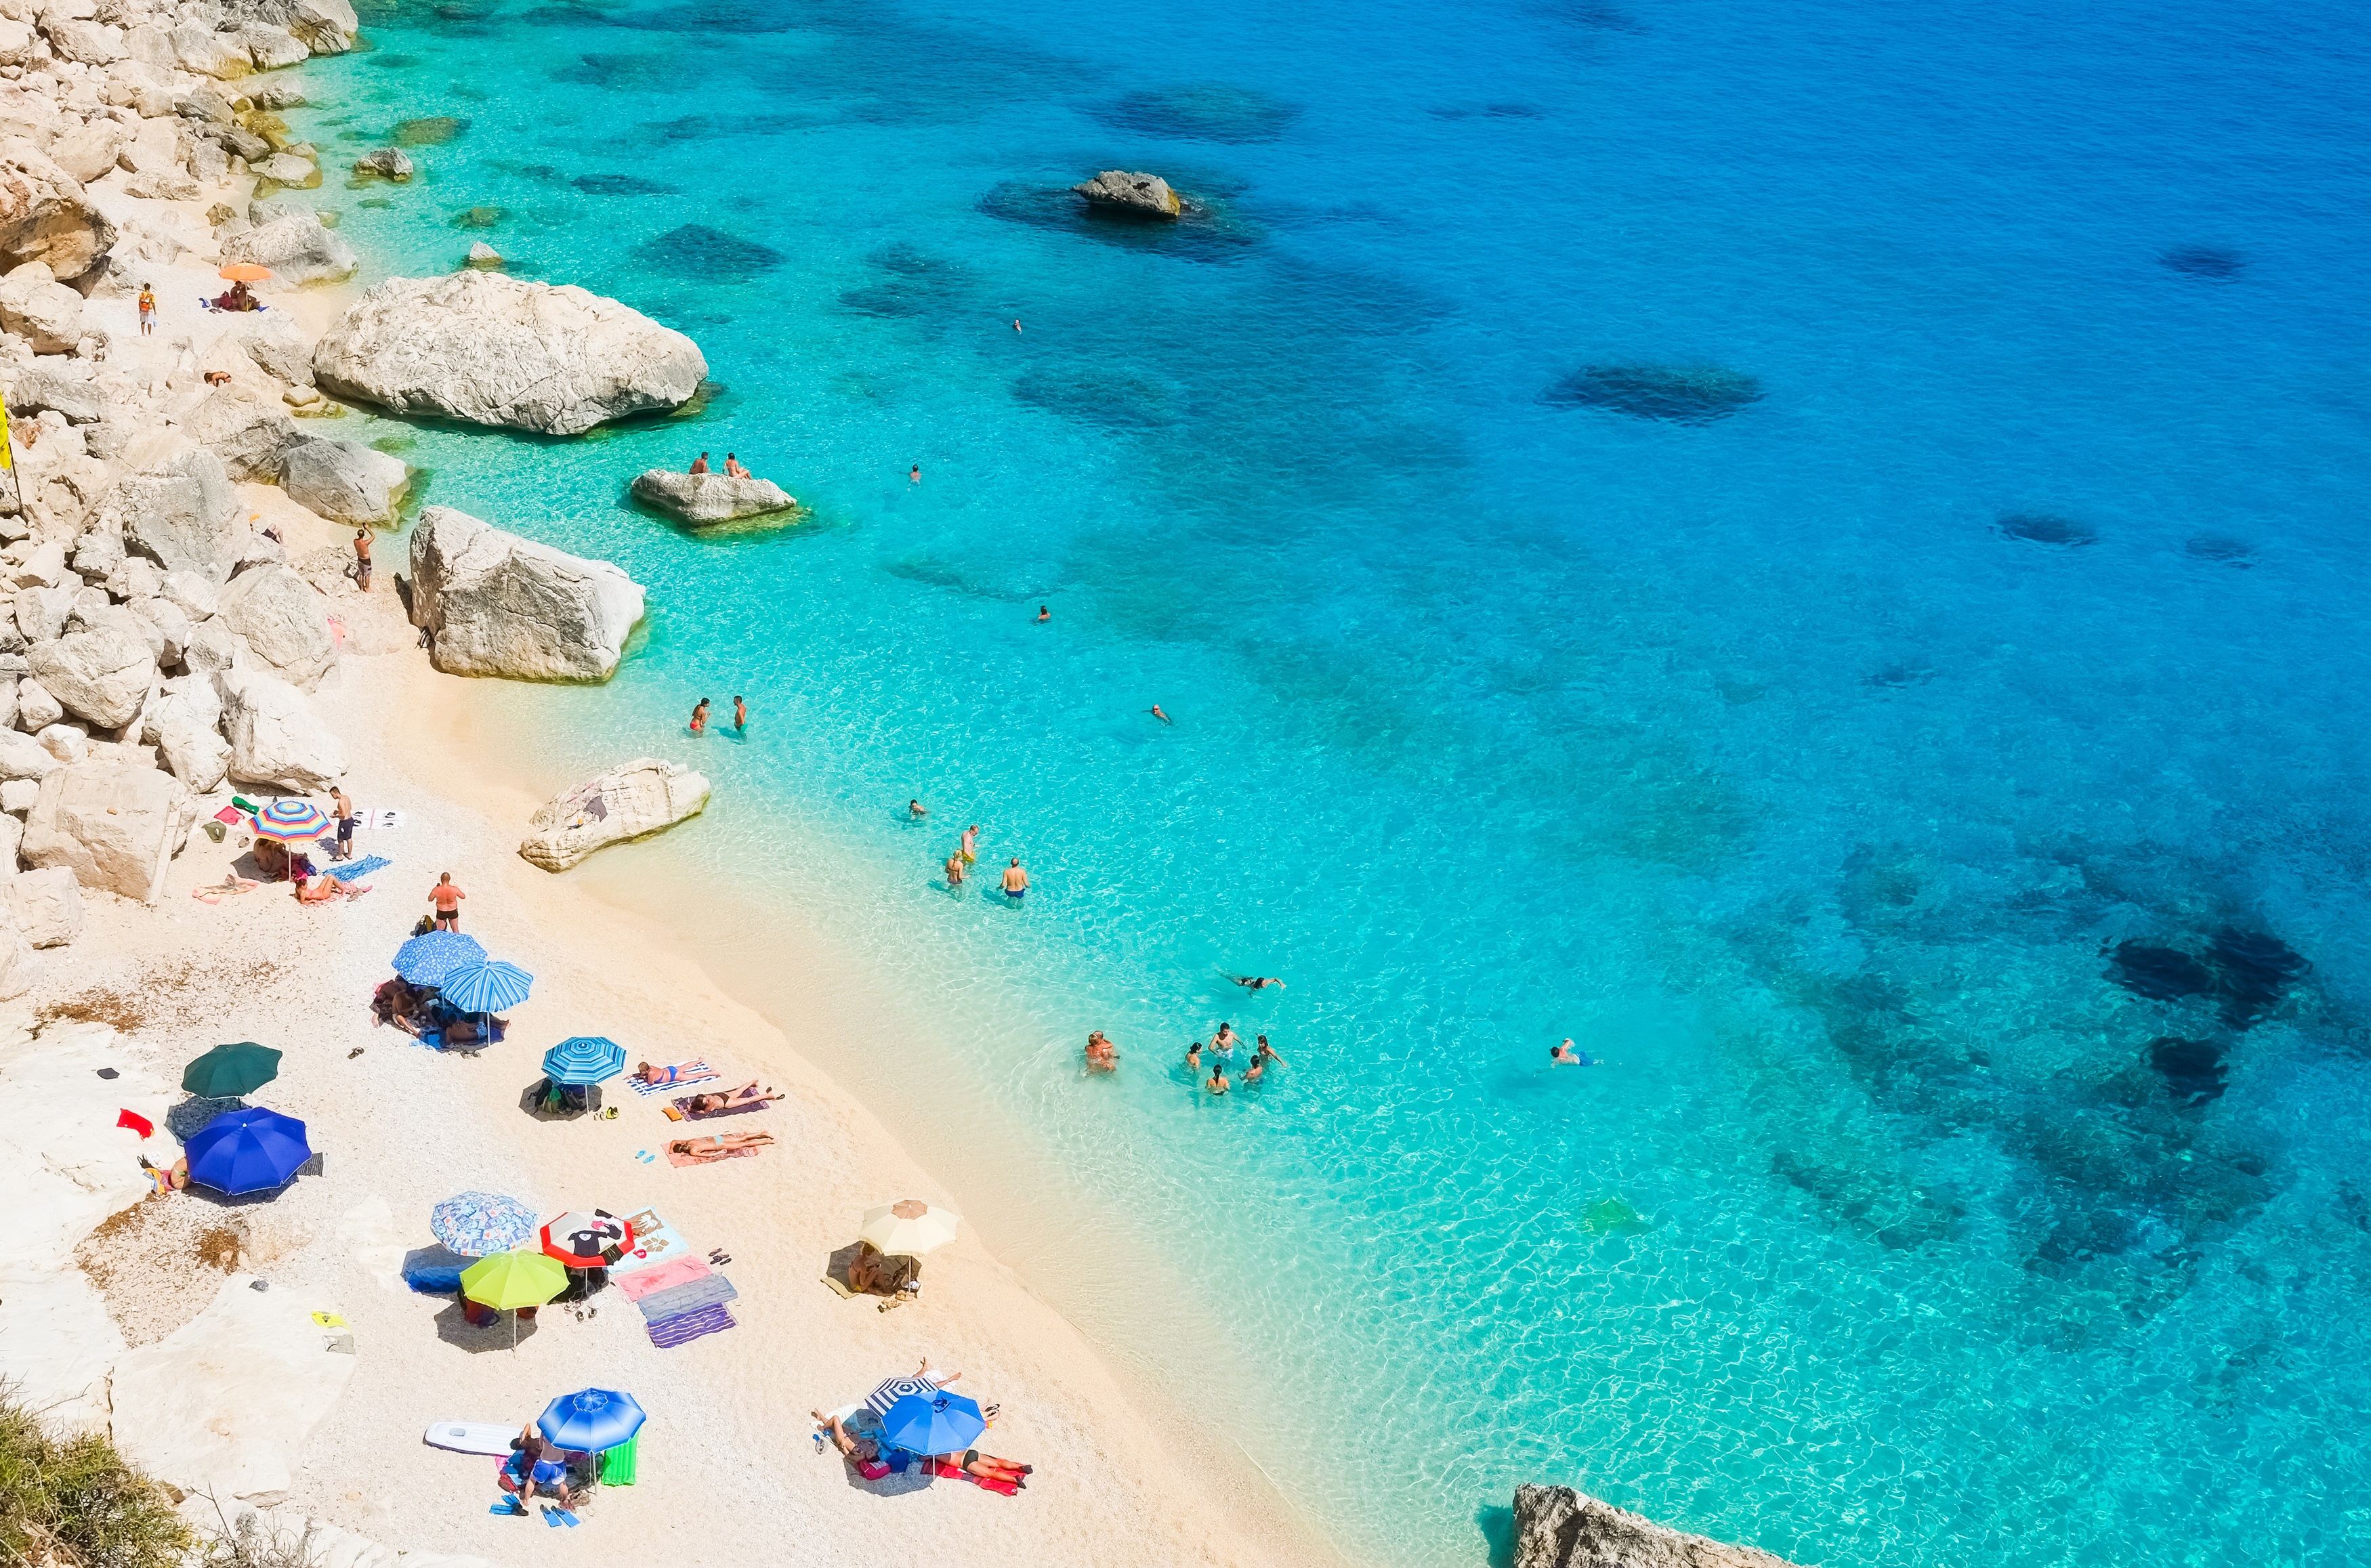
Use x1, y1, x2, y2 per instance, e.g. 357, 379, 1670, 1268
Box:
646, 1304, 734, 1348
327, 855, 389, 883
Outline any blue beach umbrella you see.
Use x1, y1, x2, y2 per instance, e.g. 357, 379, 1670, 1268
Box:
541, 1036, 627, 1086
538, 1388, 646, 1453
392, 930, 486, 986
440, 960, 533, 1015
184, 1106, 311, 1195
878, 1391, 986, 1458
429, 1191, 539, 1257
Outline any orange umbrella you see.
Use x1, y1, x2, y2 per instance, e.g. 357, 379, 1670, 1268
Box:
217, 263, 272, 282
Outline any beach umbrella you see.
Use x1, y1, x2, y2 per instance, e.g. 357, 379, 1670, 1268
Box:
459, 1248, 568, 1311
180, 1041, 281, 1098
541, 1209, 632, 1268
538, 1388, 646, 1454
864, 1373, 941, 1418
430, 1191, 538, 1257
184, 1106, 310, 1195
858, 1199, 963, 1259
541, 1036, 625, 1086
440, 960, 533, 1015
878, 1391, 985, 1458
392, 929, 486, 986
249, 798, 332, 843
217, 263, 272, 281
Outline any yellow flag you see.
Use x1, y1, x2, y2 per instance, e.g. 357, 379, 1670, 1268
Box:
0, 398, 12, 473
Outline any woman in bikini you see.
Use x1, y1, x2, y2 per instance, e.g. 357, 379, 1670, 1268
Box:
635, 1059, 704, 1086
669, 1130, 775, 1159
687, 1080, 782, 1114
1085, 1031, 1117, 1071
942, 1447, 1032, 1486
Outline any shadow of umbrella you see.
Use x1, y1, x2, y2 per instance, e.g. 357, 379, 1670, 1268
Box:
168, 1095, 247, 1141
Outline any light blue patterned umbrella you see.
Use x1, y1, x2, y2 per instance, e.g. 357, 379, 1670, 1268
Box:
392, 930, 485, 986
429, 1191, 538, 1258
440, 960, 533, 1015
541, 1036, 627, 1086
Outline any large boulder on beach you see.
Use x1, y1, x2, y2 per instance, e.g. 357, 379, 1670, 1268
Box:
12, 866, 84, 948
215, 564, 335, 690
520, 757, 709, 871
216, 666, 344, 790
1072, 169, 1183, 217
7, 367, 108, 425
26, 624, 156, 729
217, 213, 358, 287
177, 381, 301, 482
95, 439, 241, 580
0, 266, 85, 352
0, 151, 115, 279
108, 1271, 356, 1505
407, 506, 645, 681
312, 271, 707, 436
280, 438, 406, 525
141, 677, 230, 793
1512, 1485, 1806, 1568
630, 469, 797, 525
20, 760, 197, 904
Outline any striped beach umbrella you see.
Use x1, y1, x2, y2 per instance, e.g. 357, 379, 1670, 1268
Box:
430, 1191, 539, 1257
249, 798, 332, 843
864, 1373, 941, 1418
541, 1036, 625, 1086
541, 1209, 633, 1268
440, 960, 533, 1015
392, 930, 485, 986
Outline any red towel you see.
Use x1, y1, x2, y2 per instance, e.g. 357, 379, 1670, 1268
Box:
116, 1109, 153, 1138
213, 806, 245, 826
931, 1460, 1018, 1496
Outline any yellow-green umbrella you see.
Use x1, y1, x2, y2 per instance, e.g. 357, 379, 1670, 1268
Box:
460, 1248, 568, 1311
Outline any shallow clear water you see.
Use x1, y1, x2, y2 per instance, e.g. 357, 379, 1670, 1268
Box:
293, 0, 2370, 1560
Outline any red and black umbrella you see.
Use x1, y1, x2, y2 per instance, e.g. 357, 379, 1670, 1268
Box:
541, 1208, 633, 1268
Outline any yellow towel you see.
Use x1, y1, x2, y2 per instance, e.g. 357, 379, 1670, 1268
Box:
311, 1311, 346, 1328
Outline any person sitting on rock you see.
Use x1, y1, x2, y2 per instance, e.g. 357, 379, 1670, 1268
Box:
723, 452, 749, 478
688, 451, 711, 474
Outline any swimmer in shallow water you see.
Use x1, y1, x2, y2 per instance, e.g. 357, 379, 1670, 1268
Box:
1231, 975, 1284, 991
1551, 1038, 1593, 1066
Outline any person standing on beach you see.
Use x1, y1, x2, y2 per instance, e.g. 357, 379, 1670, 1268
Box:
944, 850, 965, 891
961, 824, 979, 865
352, 530, 373, 593
690, 452, 711, 474
733, 696, 747, 734
138, 283, 156, 335
1001, 857, 1028, 901
331, 785, 356, 861
428, 873, 465, 931
690, 698, 709, 735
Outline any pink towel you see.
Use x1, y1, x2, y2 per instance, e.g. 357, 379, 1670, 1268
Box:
614, 1256, 709, 1300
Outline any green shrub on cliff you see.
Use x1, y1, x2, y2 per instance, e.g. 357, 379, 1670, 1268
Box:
0, 1388, 192, 1568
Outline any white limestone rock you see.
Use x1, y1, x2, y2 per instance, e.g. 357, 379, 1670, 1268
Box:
280, 437, 406, 525
14, 583, 72, 642
141, 674, 227, 792
8, 366, 108, 424
232, 313, 316, 386
312, 270, 708, 435
169, 22, 252, 78
351, 146, 411, 182
175, 380, 301, 482
0, 149, 114, 278
11, 864, 82, 946
0, 729, 56, 782
1071, 169, 1184, 217
217, 211, 356, 287
26, 622, 155, 728
46, 120, 127, 182
14, 675, 63, 733
20, 759, 196, 903
36, 725, 89, 765
45, 17, 126, 65
240, 22, 309, 68
407, 505, 645, 681
1511, 1485, 1807, 1568
216, 666, 345, 791
630, 468, 798, 525
520, 756, 710, 871
215, 562, 334, 689
97, 436, 241, 580
0, 777, 37, 813
287, 0, 360, 54
0, 264, 83, 352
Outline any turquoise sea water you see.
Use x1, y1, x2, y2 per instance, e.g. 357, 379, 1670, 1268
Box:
290, 0, 2370, 1561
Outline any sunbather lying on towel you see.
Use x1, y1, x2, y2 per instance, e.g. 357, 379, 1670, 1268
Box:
937, 1447, 1032, 1487
687, 1080, 782, 1114
297, 873, 369, 904
372, 977, 424, 1034
635, 1059, 709, 1086
812, 1410, 881, 1464
667, 1131, 775, 1160
191, 873, 262, 904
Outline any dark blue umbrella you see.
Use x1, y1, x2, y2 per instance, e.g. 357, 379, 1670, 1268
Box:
541, 1036, 626, 1086
392, 931, 485, 986
538, 1388, 646, 1452
878, 1391, 986, 1457
184, 1106, 311, 1195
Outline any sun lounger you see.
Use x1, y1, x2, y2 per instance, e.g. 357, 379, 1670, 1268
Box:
627, 1060, 717, 1096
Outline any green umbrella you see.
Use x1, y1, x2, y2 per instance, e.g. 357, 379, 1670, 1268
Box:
460, 1249, 568, 1311
181, 1042, 282, 1099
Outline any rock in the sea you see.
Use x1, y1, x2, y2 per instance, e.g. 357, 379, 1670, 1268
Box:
1513, 1485, 1805, 1568
251, 152, 321, 189
215, 564, 335, 690
630, 469, 797, 525
216, 666, 345, 791
392, 115, 468, 146
0, 151, 116, 279
108, 1271, 356, 1504
21, 760, 197, 904
26, 624, 156, 729
407, 505, 646, 681
352, 146, 414, 182
312, 271, 707, 435
141, 675, 229, 793
519, 757, 710, 871
11, 865, 84, 948
280, 438, 407, 526
1546, 364, 1764, 424
0, 263, 85, 352
217, 213, 357, 287
1071, 169, 1183, 217
465, 240, 503, 269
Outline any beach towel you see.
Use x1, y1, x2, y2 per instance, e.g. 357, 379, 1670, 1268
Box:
612, 1256, 709, 1300
608, 1208, 689, 1277
929, 1460, 1018, 1497
646, 1304, 734, 1349
627, 1060, 717, 1096
599, 1433, 638, 1485
633, 1274, 738, 1323
667, 1095, 770, 1121
116, 1108, 153, 1138
213, 806, 245, 826
326, 855, 390, 883
663, 1141, 762, 1167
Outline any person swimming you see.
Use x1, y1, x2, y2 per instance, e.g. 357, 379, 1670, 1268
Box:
1551, 1038, 1593, 1066
1231, 975, 1284, 991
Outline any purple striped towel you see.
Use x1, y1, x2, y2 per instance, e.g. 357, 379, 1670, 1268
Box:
648, 1305, 734, 1349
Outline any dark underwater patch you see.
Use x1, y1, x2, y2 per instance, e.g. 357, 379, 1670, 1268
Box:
641, 114, 718, 141
604, 0, 799, 32
2148, 1037, 2227, 1105
976, 180, 1255, 263
570, 173, 679, 195
392, 114, 469, 144
1864, 661, 1934, 690
2106, 940, 2215, 1001
839, 245, 976, 319
1545, 364, 1763, 424
554, 51, 694, 90
1093, 82, 1301, 143
636, 223, 784, 281
2184, 534, 2253, 567
1995, 513, 2097, 547
2160, 246, 2244, 281
1011, 364, 1188, 431
371, 51, 421, 67
1431, 102, 1546, 120
2204, 927, 2306, 1029
1543, 0, 1645, 29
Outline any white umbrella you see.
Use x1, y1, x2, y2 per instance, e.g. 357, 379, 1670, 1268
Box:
858, 1199, 961, 1258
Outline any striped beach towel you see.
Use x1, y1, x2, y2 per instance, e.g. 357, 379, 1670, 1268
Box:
627, 1061, 717, 1097
326, 855, 390, 883
647, 1305, 734, 1349
634, 1274, 737, 1323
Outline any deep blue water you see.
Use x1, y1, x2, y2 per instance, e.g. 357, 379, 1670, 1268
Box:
291, 0, 2371, 1559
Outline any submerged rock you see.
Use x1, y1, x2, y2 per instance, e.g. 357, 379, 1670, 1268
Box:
518, 756, 711, 871
2106, 939, 2214, 1001
351, 146, 413, 182
1071, 169, 1182, 217
2160, 245, 2243, 281
630, 469, 797, 525
1513, 1483, 1804, 1568
1996, 512, 2097, 547
2149, 1037, 2227, 1105
312, 271, 708, 435
392, 114, 469, 146
2204, 927, 2307, 1029
1097, 82, 1300, 143
1547, 363, 1763, 423
634, 222, 784, 282
407, 505, 646, 681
